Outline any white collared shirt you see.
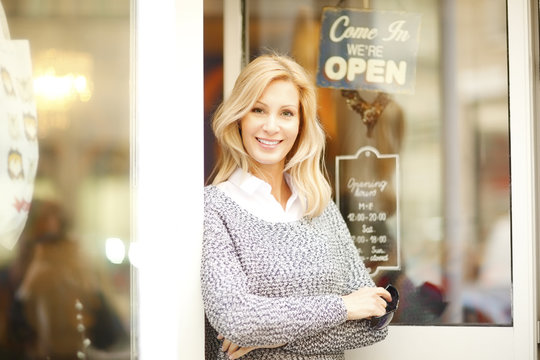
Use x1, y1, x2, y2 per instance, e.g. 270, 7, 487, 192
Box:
216, 168, 305, 222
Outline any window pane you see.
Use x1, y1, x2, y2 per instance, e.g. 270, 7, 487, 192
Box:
0, 1, 132, 358
246, 0, 511, 325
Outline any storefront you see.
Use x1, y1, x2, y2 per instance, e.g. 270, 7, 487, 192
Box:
0, 0, 538, 359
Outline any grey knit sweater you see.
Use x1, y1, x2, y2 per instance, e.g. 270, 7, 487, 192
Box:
201, 186, 387, 360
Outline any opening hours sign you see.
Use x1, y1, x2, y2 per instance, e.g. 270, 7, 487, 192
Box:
336, 147, 401, 276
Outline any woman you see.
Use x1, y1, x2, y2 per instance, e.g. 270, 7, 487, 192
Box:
202, 54, 392, 360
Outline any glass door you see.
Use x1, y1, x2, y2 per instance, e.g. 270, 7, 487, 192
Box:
0, 0, 133, 359
216, 0, 538, 358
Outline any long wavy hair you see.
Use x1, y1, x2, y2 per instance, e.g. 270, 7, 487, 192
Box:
210, 54, 331, 218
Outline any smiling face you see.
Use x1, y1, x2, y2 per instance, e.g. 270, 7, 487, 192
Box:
240, 79, 300, 173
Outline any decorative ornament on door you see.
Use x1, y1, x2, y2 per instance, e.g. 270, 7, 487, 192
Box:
341, 90, 391, 137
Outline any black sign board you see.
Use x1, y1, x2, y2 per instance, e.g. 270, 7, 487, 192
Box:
317, 7, 421, 94
336, 146, 400, 276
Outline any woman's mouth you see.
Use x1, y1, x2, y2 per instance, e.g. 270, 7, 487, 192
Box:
257, 138, 281, 146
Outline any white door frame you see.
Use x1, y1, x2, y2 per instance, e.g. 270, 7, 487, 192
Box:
134, 0, 205, 359
505, 0, 538, 358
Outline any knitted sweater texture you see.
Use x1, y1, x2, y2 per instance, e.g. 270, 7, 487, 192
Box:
201, 186, 387, 360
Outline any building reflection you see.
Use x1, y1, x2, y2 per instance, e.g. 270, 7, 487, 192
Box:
0, 200, 129, 359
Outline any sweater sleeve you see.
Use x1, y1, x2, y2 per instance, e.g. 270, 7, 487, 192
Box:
201, 200, 348, 348
283, 201, 388, 354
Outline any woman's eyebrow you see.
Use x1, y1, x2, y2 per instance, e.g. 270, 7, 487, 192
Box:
255, 100, 298, 109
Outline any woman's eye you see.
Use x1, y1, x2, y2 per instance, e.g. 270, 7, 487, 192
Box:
282, 110, 295, 117
252, 107, 264, 114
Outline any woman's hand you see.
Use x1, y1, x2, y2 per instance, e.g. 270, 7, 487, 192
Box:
341, 287, 392, 321
217, 334, 285, 359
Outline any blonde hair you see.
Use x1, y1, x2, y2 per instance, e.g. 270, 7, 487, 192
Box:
210, 54, 331, 218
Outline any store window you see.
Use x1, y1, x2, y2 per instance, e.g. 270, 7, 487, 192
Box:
216, 0, 510, 326
0, 0, 132, 358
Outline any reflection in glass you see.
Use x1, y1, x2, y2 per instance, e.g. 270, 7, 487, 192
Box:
237, 0, 511, 325
0, 0, 132, 358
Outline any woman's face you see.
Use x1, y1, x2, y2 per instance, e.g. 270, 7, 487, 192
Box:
240, 79, 300, 172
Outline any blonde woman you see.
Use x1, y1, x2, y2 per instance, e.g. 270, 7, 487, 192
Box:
202, 54, 392, 360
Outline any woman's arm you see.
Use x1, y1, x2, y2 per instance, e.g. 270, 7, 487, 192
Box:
221, 286, 390, 358
201, 203, 348, 348
282, 202, 390, 354
219, 335, 285, 359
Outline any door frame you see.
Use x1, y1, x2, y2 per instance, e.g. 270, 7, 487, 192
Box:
505, 0, 539, 358
134, 0, 205, 359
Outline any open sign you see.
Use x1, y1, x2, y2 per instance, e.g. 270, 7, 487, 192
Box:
317, 8, 421, 94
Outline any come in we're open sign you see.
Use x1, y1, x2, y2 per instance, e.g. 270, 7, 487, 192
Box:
316, 7, 421, 94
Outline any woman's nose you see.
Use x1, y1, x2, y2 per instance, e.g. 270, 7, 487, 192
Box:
262, 113, 279, 133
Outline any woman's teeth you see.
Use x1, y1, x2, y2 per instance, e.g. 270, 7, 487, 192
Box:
257, 138, 280, 145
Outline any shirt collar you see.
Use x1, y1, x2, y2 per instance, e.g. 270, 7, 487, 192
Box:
228, 168, 299, 202
228, 168, 271, 195
283, 172, 299, 209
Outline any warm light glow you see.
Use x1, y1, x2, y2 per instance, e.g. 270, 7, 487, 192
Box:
105, 237, 126, 264
33, 69, 92, 102
73, 75, 87, 92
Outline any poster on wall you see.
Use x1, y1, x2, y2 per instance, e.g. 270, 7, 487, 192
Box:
336, 146, 400, 276
317, 7, 421, 94
0, 36, 39, 250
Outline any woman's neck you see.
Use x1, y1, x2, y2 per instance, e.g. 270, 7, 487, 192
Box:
251, 164, 291, 210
